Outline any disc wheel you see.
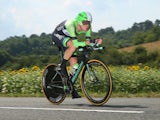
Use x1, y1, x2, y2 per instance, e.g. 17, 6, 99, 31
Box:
42, 64, 66, 105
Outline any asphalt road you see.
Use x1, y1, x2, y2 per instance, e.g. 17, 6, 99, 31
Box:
0, 97, 159, 120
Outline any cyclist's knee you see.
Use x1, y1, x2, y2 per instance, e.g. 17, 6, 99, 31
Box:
67, 40, 76, 52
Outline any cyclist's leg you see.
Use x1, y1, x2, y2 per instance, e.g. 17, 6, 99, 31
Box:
72, 87, 81, 99
52, 33, 72, 92
52, 32, 76, 77
52, 32, 63, 48
63, 40, 76, 60
60, 40, 76, 77
68, 56, 78, 73
68, 56, 81, 98
52, 32, 68, 76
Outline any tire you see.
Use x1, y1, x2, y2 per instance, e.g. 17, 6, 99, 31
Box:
80, 60, 112, 105
42, 64, 66, 105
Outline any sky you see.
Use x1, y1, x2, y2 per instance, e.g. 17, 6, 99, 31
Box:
0, 0, 159, 40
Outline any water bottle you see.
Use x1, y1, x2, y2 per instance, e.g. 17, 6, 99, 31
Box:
70, 63, 79, 75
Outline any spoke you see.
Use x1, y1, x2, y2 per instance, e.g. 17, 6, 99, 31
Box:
51, 73, 58, 82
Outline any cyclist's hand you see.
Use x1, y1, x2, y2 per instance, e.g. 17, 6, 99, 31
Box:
85, 40, 91, 46
86, 40, 95, 47
89, 38, 103, 47
95, 38, 103, 45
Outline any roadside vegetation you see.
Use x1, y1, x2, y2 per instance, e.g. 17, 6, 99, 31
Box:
0, 65, 159, 97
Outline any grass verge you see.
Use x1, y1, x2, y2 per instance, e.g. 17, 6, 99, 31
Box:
0, 92, 160, 98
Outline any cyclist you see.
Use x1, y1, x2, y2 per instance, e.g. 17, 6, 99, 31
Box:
52, 11, 102, 98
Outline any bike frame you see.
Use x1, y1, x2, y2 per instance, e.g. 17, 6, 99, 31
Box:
71, 60, 94, 84
58, 45, 105, 88
70, 61, 84, 84
59, 47, 93, 85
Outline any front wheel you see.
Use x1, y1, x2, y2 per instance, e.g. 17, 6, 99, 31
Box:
80, 59, 112, 106
42, 64, 66, 105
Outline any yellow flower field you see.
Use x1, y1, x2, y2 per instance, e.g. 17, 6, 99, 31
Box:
0, 65, 159, 96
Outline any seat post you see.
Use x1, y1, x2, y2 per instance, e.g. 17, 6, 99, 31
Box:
58, 47, 64, 62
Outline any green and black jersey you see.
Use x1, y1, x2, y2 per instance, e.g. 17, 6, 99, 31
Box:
52, 19, 91, 48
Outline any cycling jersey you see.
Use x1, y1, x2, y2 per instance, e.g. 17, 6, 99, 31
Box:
52, 19, 91, 48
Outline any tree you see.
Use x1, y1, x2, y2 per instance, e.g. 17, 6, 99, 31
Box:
132, 32, 146, 45
133, 46, 147, 63
0, 51, 12, 66
154, 19, 160, 27
98, 27, 115, 36
131, 20, 153, 32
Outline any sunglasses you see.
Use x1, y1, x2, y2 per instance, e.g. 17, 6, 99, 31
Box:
82, 21, 91, 25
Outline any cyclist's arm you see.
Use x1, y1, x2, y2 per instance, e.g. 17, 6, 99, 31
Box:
65, 21, 88, 48
73, 27, 92, 47
72, 34, 92, 48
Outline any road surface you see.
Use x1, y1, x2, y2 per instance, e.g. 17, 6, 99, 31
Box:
0, 97, 159, 120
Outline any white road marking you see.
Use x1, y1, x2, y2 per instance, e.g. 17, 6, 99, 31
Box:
0, 107, 144, 114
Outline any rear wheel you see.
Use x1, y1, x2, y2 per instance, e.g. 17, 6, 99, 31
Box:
42, 64, 66, 105
80, 60, 112, 105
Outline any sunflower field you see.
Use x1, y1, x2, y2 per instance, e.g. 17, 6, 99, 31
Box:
110, 65, 160, 96
0, 66, 42, 95
0, 65, 160, 96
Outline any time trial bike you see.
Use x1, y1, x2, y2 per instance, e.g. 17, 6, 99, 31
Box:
42, 45, 112, 106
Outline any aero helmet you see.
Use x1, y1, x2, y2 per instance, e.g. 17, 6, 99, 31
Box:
76, 11, 92, 25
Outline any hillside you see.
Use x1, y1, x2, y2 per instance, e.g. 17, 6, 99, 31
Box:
119, 40, 160, 53
0, 19, 160, 69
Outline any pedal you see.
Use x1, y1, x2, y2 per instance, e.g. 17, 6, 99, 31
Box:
63, 85, 71, 94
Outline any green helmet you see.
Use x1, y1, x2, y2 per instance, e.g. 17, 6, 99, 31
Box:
76, 11, 92, 25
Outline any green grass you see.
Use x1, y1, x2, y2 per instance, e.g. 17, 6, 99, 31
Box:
0, 93, 44, 97
111, 92, 160, 98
